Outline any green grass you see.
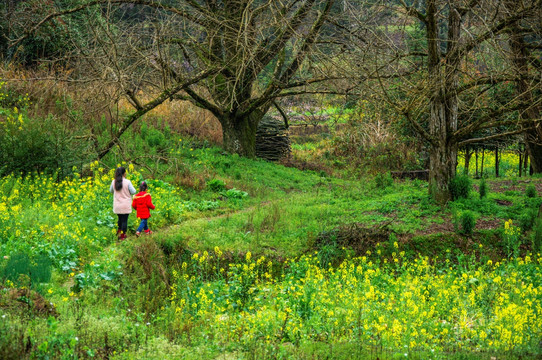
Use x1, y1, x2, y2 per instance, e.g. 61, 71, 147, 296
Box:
2, 120, 542, 359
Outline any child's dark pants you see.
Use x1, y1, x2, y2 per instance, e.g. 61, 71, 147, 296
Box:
117, 214, 129, 234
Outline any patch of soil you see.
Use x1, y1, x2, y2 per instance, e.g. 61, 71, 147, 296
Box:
487, 179, 542, 194
0, 288, 58, 318
495, 199, 513, 206
415, 217, 501, 237
416, 221, 454, 236
476, 218, 502, 230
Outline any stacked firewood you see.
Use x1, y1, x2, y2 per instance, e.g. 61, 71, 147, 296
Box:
255, 117, 291, 161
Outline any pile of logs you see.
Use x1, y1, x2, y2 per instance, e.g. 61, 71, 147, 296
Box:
256, 116, 291, 161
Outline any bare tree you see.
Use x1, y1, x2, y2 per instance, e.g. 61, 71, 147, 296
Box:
10, 0, 338, 158
343, 0, 542, 203
505, 0, 542, 172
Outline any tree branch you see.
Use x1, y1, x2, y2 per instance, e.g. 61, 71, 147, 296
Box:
458, 127, 535, 147
97, 67, 217, 159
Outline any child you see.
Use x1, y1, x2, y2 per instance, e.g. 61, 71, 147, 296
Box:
132, 181, 156, 236
110, 166, 137, 240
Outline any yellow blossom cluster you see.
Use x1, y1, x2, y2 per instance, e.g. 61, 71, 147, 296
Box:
166, 249, 542, 355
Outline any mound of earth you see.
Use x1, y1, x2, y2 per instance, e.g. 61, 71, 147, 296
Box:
0, 288, 58, 318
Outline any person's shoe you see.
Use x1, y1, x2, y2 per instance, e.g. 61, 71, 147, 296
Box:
135, 232, 141, 237
120, 233, 127, 240
116, 229, 122, 239
144, 229, 153, 235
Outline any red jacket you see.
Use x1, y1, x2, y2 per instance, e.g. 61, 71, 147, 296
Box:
132, 191, 155, 219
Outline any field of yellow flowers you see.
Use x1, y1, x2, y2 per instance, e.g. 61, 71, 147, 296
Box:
0, 163, 540, 359
157, 248, 542, 358
0, 162, 184, 270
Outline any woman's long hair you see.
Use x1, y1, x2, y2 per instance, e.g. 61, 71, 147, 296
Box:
114, 167, 126, 191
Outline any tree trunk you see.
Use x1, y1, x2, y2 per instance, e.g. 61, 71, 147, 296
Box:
525, 136, 542, 173
464, 146, 472, 175
495, 145, 499, 178
524, 146, 529, 175
426, 0, 460, 204
429, 139, 457, 204
220, 110, 264, 158
506, 5, 542, 173
481, 147, 485, 177
475, 149, 479, 178
519, 147, 523, 177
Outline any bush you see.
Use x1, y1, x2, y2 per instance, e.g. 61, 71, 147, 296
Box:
533, 217, 542, 254
525, 184, 537, 198
519, 208, 537, 232
374, 172, 393, 189
207, 179, 226, 192
0, 90, 87, 176
479, 178, 488, 198
450, 176, 472, 200
455, 211, 476, 236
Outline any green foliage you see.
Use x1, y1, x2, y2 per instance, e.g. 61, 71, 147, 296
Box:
519, 208, 538, 232
0, 86, 86, 176
1, 0, 102, 66
533, 217, 542, 254
222, 188, 248, 199
525, 183, 537, 198
207, 179, 226, 192
456, 211, 476, 236
479, 178, 488, 198
35, 317, 78, 360
1, 252, 52, 288
450, 176, 472, 200
374, 171, 393, 189
503, 220, 522, 258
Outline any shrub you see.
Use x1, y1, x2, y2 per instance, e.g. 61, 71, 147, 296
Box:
455, 211, 476, 236
207, 179, 226, 192
519, 208, 537, 232
525, 184, 537, 198
0, 93, 86, 176
374, 172, 393, 189
450, 176, 472, 200
533, 217, 542, 254
479, 178, 488, 198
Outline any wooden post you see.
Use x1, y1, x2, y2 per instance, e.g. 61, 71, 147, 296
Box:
464, 145, 472, 175
519, 148, 523, 177
524, 148, 529, 176
481, 146, 485, 178
495, 144, 499, 178
475, 148, 479, 178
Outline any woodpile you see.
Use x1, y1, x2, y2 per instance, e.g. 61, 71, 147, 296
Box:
256, 117, 291, 161
314, 222, 392, 254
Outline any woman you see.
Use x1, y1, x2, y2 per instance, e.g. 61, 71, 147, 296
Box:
110, 166, 136, 240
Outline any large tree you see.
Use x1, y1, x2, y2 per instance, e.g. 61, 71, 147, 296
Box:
343, 0, 542, 203
505, 0, 542, 173
10, 0, 337, 158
